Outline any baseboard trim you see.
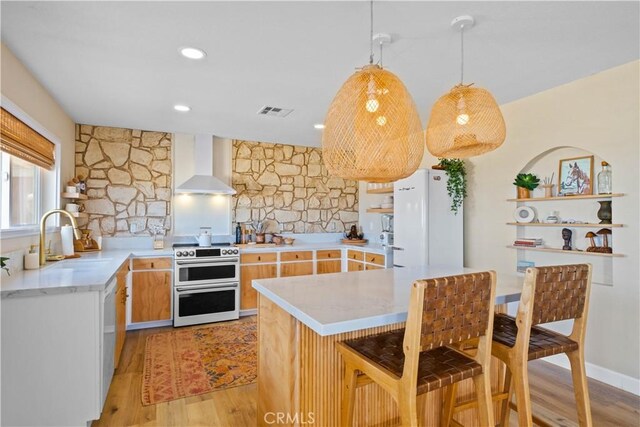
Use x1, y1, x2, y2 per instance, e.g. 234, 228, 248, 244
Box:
240, 309, 257, 317
543, 355, 640, 396
126, 320, 173, 330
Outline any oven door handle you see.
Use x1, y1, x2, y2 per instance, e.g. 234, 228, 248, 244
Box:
176, 283, 238, 292
175, 258, 238, 266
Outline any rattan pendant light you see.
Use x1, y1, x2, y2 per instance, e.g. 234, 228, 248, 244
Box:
426, 16, 506, 159
322, 1, 423, 182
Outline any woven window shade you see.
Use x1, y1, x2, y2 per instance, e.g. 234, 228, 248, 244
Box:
0, 107, 55, 170
322, 65, 424, 183
426, 84, 506, 159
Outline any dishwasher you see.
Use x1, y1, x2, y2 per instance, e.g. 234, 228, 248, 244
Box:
101, 277, 117, 409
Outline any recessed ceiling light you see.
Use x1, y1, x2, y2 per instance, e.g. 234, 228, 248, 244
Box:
314, 124, 325, 129
174, 104, 191, 112
179, 47, 206, 60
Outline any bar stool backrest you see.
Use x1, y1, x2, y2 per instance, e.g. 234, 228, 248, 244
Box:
531, 264, 591, 326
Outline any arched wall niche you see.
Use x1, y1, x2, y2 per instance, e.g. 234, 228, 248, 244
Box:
516, 146, 609, 198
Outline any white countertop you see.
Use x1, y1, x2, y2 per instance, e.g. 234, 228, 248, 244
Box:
238, 241, 392, 254
0, 248, 173, 299
253, 266, 523, 336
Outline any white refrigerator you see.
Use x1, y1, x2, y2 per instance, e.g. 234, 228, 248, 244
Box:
393, 168, 463, 267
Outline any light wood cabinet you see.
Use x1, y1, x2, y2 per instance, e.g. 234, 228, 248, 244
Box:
280, 251, 313, 262
131, 257, 172, 323
114, 261, 129, 368
240, 264, 277, 310
364, 252, 385, 266
317, 250, 341, 260
348, 260, 364, 272
281, 262, 313, 277
347, 250, 364, 261
317, 260, 341, 275
365, 264, 383, 270
241, 252, 278, 264
132, 257, 172, 270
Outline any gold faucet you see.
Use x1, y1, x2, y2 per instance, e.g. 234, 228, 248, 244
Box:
40, 209, 83, 265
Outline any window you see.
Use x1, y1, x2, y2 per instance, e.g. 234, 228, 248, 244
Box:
0, 151, 41, 230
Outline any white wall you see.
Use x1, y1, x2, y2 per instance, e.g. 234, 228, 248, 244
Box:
172, 133, 233, 237
0, 43, 76, 256
465, 61, 639, 388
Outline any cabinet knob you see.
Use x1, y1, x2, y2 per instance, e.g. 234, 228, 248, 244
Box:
295, 254, 299, 259
258, 256, 261, 261
151, 262, 154, 268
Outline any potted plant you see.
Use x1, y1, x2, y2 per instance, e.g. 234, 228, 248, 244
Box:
1, 257, 9, 276
513, 173, 540, 199
435, 158, 466, 215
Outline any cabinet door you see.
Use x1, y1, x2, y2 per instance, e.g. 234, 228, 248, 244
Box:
131, 271, 172, 323
280, 251, 313, 262
114, 262, 129, 368
365, 264, 383, 270
317, 260, 341, 275
240, 264, 277, 310
317, 250, 341, 260
348, 260, 364, 272
281, 262, 313, 277
132, 257, 172, 270
241, 252, 278, 264
364, 253, 385, 266
347, 250, 364, 261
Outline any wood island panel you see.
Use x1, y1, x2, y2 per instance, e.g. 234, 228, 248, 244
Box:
257, 297, 504, 427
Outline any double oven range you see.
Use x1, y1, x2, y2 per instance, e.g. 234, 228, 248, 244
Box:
173, 243, 240, 327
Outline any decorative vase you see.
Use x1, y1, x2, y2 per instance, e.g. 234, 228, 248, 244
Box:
597, 200, 612, 224
517, 187, 530, 199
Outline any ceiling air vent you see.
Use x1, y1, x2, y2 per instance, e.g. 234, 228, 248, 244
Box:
257, 105, 293, 118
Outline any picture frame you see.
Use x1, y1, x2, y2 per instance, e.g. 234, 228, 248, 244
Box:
558, 155, 594, 196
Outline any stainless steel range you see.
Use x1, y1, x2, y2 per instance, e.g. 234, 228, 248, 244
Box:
173, 243, 240, 327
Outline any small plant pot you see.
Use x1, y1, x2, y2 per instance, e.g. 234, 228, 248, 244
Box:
517, 187, 531, 199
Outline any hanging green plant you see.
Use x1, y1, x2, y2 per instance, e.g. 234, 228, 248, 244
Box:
437, 158, 467, 215
1, 257, 10, 276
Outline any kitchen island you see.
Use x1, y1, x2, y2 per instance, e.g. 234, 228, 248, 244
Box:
253, 266, 523, 426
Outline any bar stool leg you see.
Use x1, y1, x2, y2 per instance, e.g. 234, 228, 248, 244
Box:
567, 349, 593, 427
441, 384, 458, 427
398, 390, 418, 427
341, 363, 358, 427
512, 362, 533, 427
473, 372, 495, 427
498, 367, 513, 427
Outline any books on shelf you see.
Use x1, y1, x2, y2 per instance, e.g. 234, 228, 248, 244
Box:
513, 238, 544, 247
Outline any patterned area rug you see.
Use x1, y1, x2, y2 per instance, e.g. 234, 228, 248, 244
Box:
142, 318, 257, 405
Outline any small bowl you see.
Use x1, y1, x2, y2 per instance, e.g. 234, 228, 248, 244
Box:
272, 235, 284, 245
284, 238, 295, 245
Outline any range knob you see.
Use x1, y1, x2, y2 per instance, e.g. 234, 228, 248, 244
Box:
176, 251, 182, 257
232, 249, 239, 255
188, 250, 195, 256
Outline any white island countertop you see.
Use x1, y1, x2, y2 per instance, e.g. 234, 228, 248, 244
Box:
253, 265, 523, 336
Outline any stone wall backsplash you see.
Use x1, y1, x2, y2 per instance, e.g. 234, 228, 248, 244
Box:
232, 140, 359, 233
75, 125, 172, 237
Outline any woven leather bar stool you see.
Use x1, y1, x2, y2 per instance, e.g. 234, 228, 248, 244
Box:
337, 272, 497, 427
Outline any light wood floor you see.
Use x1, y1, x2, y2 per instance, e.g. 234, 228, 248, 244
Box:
94, 321, 639, 427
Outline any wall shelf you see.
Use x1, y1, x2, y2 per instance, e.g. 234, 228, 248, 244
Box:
366, 188, 393, 194
507, 193, 623, 202
366, 208, 393, 214
507, 245, 623, 257
61, 192, 88, 200
507, 222, 622, 228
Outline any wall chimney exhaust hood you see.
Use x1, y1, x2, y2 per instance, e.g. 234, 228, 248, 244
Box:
175, 135, 236, 195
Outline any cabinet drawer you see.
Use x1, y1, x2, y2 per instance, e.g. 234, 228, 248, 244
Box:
364, 252, 385, 266
347, 250, 364, 261
132, 257, 172, 270
281, 262, 313, 277
365, 264, 383, 270
317, 260, 341, 274
280, 251, 313, 262
316, 250, 341, 260
348, 260, 364, 272
240, 252, 277, 264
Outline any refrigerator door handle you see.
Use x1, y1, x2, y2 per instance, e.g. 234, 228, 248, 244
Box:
391, 246, 405, 251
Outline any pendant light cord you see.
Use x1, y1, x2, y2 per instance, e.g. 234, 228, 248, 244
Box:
460, 23, 465, 84
369, 0, 374, 64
